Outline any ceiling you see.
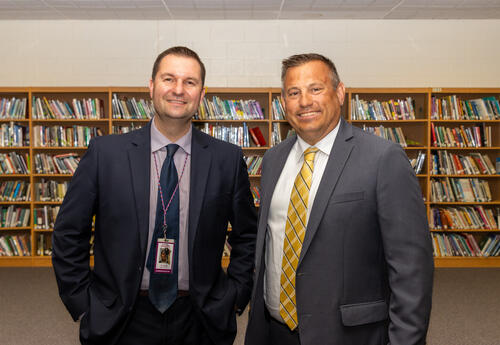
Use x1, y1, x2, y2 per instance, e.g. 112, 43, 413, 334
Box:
1, 0, 500, 20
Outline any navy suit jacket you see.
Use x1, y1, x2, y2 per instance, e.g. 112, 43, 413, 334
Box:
245, 119, 433, 345
52, 123, 257, 345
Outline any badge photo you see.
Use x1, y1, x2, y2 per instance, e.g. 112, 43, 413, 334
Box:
154, 238, 175, 273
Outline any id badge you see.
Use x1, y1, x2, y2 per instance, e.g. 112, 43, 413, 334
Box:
154, 238, 175, 273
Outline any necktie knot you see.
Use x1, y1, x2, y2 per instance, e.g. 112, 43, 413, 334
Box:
303, 147, 318, 163
166, 144, 179, 158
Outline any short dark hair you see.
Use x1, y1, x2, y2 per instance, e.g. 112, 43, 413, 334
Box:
151, 46, 206, 86
281, 53, 340, 90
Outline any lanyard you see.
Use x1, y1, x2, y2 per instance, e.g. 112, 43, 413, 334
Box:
153, 149, 188, 239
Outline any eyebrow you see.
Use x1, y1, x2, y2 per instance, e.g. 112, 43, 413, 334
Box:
158, 72, 200, 83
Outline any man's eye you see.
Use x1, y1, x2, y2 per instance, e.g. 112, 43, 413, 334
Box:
288, 91, 299, 97
312, 87, 322, 93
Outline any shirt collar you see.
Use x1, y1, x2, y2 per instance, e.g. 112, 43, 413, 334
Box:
295, 119, 340, 158
150, 118, 192, 155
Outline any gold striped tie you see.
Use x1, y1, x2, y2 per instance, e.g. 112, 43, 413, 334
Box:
279, 146, 319, 330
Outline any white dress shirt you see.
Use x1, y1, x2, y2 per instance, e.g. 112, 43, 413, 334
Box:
264, 124, 339, 322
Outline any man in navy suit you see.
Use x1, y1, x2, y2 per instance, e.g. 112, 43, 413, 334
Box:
52, 46, 257, 345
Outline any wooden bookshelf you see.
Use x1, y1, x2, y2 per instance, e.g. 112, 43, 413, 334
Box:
349, 88, 500, 267
0, 87, 499, 268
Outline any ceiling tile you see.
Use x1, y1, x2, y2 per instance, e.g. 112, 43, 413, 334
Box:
196, 10, 225, 18
0, 2, 19, 8
281, 0, 314, 10
460, 0, 500, 7
381, 8, 419, 19
100, 1, 137, 8
76, 2, 107, 8
169, 8, 201, 19
224, 10, 253, 18
339, 0, 379, 4
43, 0, 77, 7
372, 0, 402, 5
251, 10, 279, 19
0, 0, 498, 20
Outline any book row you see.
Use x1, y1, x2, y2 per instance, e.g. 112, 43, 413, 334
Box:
34, 205, 60, 230
430, 178, 492, 203
112, 123, 147, 134
361, 125, 409, 147
431, 151, 497, 175
0, 97, 27, 119
351, 95, 417, 120
34, 153, 80, 175
0, 152, 30, 174
430, 206, 499, 230
195, 96, 264, 121
32, 97, 105, 120
0, 180, 31, 202
33, 125, 104, 147
430, 123, 492, 148
0, 205, 30, 228
409, 151, 426, 174
432, 233, 500, 257
272, 97, 286, 120
431, 95, 500, 120
271, 122, 295, 147
111, 94, 154, 119
245, 156, 262, 175
223, 236, 231, 258
36, 232, 94, 257
34, 180, 69, 202
198, 123, 251, 147
0, 234, 30, 256
251, 186, 260, 207
0, 123, 29, 147
37, 233, 53, 256
197, 123, 267, 147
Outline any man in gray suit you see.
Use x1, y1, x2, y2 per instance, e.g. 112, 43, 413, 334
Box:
245, 53, 434, 345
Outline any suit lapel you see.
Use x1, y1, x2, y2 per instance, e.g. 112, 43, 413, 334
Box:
128, 123, 152, 257
188, 127, 211, 258
298, 119, 354, 267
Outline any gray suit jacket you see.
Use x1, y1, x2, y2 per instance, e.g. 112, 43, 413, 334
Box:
245, 119, 433, 345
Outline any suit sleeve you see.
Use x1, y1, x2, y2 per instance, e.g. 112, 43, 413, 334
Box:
226, 148, 258, 311
376, 144, 434, 345
51, 138, 99, 321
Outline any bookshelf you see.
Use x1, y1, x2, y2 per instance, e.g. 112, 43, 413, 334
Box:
0, 87, 499, 268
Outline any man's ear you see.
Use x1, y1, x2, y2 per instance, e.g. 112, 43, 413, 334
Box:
200, 86, 206, 104
280, 93, 286, 113
149, 78, 154, 99
336, 82, 346, 106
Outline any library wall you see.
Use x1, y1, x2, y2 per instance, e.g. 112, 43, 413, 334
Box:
1, 19, 500, 87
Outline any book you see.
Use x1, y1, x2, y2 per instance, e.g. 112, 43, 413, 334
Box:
248, 128, 260, 147
251, 127, 267, 146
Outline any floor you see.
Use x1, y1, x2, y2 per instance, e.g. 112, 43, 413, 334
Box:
1, 267, 500, 345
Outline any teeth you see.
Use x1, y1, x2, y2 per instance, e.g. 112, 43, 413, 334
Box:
299, 112, 317, 117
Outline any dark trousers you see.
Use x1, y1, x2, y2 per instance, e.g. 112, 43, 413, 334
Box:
266, 308, 301, 345
117, 293, 214, 345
